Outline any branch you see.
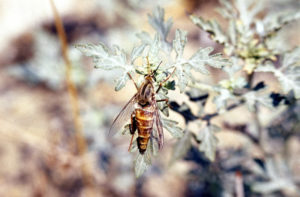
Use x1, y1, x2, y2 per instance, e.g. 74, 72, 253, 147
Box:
200, 100, 245, 122
170, 100, 245, 124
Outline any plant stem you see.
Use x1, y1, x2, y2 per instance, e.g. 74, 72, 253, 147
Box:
49, 0, 92, 188
235, 171, 245, 197
253, 103, 264, 148
200, 100, 245, 122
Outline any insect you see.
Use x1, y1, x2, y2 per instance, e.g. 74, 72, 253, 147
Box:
108, 60, 175, 154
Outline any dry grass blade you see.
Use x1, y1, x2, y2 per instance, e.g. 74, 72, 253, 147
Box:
49, 0, 93, 189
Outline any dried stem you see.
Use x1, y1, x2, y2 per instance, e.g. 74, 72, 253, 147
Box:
49, 0, 93, 188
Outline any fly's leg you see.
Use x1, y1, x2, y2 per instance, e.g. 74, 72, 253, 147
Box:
127, 73, 138, 90
156, 98, 169, 103
156, 98, 171, 108
128, 113, 137, 151
147, 56, 151, 75
156, 68, 176, 93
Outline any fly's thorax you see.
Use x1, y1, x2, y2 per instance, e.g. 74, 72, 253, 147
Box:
137, 79, 155, 106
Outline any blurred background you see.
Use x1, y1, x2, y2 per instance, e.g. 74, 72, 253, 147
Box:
0, 0, 300, 196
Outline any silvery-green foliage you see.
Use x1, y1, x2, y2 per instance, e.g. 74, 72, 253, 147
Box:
243, 89, 274, 111
188, 2, 300, 194
256, 47, 300, 99
235, 0, 264, 29
78, 6, 230, 95
76, 43, 137, 91
264, 31, 291, 53
170, 131, 192, 164
130, 44, 147, 64
147, 6, 173, 52
8, 31, 87, 90
146, 34, 161, 66
213, 88, 234, 111
251, 158, 300, 195
197, 124, 220, 161
156, 90, 169, 116
186, 46, 230, 75
191, 0, 300, 75
261, 11, 300, 38
148, 7, 230, 92
162, 118, 184, 138
190, 16, 227, 44
173, 29, 187, 58
172, 29, 231, 92
282, 47, 300, 67
225, 57, 243, 73
136, 31, 153, 45
220, 59, 246, 90
219, 76, 247, 91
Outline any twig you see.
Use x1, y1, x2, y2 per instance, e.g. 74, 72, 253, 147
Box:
235, 171, 245, 197
191, 132, 201, 144
170, 99, 245, 126
200, 100, 245, 122
49, 0, 92, 188
253, 103, 263, 147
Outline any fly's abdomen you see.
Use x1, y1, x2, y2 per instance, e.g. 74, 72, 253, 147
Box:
135, 108, 154, 154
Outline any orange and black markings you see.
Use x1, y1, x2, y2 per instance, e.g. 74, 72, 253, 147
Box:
134, 107, 154, 154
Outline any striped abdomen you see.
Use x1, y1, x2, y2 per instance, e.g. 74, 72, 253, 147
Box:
135, 107, 154, 154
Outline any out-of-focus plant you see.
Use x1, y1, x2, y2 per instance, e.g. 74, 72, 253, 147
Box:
183, 0, 300, 196
8, 31, 88, 90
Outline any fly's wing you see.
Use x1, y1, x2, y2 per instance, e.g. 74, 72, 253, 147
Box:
154, 101, 164, 150
108, 94, 137, 137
